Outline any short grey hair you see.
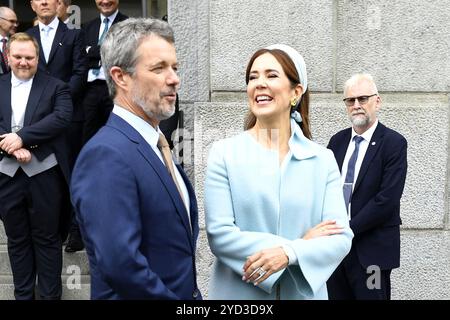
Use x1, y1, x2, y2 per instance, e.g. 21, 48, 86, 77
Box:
344, 73, 378, 96
100, 18, 175, 98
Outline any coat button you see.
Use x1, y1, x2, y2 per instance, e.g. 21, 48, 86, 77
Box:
192, 289, 199, 299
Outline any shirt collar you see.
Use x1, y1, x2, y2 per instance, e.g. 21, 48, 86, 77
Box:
100, 10, 119, 25
351, 119, 379, 143
288, 118, 318, 160
38, 17, 59, 32
112, 104, 162, 148
11, 72, 34, 88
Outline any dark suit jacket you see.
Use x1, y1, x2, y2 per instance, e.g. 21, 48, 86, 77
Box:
82, 12, 128, 70
0, 71, 73, 181
0, 71, 73, 238
327, 122, 407, 270
26, 20, 87, 120
70, 113, 201, 300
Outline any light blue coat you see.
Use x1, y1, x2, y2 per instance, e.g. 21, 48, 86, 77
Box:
205, 119, 353, 300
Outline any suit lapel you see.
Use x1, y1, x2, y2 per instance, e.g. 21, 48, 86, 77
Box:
353, 123, 386, 193
136, 141, 194, 239
177, 164, 198, 239
28, 27, 45, 67
47, 21, 67, 64
0, 75, 12, 130
89, 18, 101, 44
23, 72, 47, 126
335, 129, 352, 171
108, 114, 194, 242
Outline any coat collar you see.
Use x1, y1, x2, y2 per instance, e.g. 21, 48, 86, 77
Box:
353, 122, 386, 192
23, 71, 47, 126
289, 118, 318, 160
0, 72, 47, 129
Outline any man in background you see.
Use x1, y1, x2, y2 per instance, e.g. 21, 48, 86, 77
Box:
326, 73, 407, 300
0, 33, 72, 299
0, 6, 18, 74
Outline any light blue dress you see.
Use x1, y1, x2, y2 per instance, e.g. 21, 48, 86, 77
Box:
204, 119, 353, 300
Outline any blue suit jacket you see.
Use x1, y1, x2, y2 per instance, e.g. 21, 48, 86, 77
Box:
70, 113, 201, 300
327, 122, 407, 269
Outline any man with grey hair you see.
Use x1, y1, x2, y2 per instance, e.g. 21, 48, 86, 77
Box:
71, 18, 202, 300
0, 6, 18, 74
326, 73, 407, 300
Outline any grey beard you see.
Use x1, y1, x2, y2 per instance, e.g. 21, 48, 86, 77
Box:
350, 114, 370, 128
133, 96, 175, 121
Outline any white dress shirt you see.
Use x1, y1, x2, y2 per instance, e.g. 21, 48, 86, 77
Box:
87, 10, 119, 82
38, 17, 60, 63
11, 73, 34, 131
112, 105, 192, 225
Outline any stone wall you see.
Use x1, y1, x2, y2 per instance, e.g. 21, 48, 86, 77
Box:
172, 0, 450, 299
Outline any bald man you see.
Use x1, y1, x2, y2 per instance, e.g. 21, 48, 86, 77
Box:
0, 6, 18, 74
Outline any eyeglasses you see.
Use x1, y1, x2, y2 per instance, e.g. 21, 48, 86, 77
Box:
0, 16, 19, 26
343, 93, 377, 107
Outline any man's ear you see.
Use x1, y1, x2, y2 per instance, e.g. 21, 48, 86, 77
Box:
375, 95, 382, 112
110, 66, 129, 91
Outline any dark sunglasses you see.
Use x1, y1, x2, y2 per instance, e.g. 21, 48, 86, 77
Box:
343, 93, 377, 107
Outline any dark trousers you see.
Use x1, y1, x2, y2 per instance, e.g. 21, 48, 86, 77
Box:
67, 121, 83, 235
327, 247, 392, 300
82, 80, 114, 145
0, 167, 65, 300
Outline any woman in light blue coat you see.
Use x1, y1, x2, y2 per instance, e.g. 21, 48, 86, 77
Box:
204, 44, 353, 300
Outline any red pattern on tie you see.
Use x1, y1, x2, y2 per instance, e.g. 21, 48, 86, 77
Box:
1, 39, 9, 70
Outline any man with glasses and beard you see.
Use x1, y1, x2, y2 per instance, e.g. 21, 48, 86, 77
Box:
326, 73, 407, 300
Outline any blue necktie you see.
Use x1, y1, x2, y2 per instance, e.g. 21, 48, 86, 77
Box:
92, 18, 109, 76
343, 135, 364, 213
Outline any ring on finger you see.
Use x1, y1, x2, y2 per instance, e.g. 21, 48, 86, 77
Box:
254, 268, 267, 282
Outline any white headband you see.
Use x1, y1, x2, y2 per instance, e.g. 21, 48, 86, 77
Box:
266, 44, 308, 92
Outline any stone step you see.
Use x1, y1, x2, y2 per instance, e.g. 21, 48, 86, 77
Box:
0, 275, 90, 300
0, 223, 6, 245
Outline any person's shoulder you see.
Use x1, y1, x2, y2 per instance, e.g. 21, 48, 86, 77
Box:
116, 12, 129, 22
379, 122, 407, 145
36, 71, 67, 87
329, 127, 351, 141
212, 131, 249, 148
0, 72, 10, 82
301, 137, 337, 161
82, 17, 100, 30
25, 25, 38, 35
82, 125, 126, 153
207, 131, 248, 160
